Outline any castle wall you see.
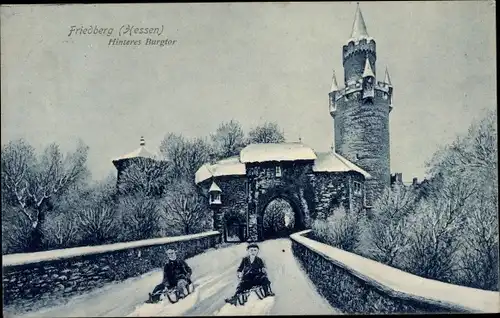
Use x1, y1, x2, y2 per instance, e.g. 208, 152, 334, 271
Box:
310, 172, 366, 219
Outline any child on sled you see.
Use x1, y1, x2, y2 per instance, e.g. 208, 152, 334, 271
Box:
149, 248, 193, 303
225, 243, 274, 304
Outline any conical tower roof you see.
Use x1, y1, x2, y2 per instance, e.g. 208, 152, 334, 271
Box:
113, 136, 155, 162
362, 58, 375, 78
350, 3, 370, 40
384, 67, 392, 85
209, 181, 222, 192
330, 70, 339, 92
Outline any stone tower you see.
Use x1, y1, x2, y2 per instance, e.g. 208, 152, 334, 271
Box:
329, 4, 394, 206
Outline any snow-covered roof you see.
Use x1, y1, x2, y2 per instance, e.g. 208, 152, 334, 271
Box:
195, 156, 246, 184
113, 137, 156, 162
3, 231, 220, 267
240, 143, 317, 163
209, 181, 222, 192
313, 152, 372, 179
362, 58, 375, 78
290, 230, 500, 314
349, 4, 370, 42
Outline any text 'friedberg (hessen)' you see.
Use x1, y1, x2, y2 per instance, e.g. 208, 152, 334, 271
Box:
67, 25, 178, 48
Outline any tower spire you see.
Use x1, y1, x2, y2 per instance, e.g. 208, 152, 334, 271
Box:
362, 58, 375, 78
350, 3, 370, 40
384, 67, 392, 85
140, 136, 145, 146
330, 70, 339, 92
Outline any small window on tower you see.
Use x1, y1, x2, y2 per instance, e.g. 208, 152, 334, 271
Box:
275, 166, 282, 177
353, 181, 362, 196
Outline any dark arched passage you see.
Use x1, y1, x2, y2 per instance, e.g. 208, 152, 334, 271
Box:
257, 190, 307, 240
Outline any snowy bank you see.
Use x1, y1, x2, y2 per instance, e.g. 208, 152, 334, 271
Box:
3, 231, 220, 267
290, 230, 499, 314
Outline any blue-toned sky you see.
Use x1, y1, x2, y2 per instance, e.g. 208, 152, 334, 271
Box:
1, 2, 496, 182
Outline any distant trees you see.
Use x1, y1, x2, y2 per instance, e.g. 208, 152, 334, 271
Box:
312, 109, 498, 291
162, 179, 212, 235
247, 122, 285, 144
263, 199, 293, 238
312, 206, 363, 253
211, 120, 246, 160
360, 183, 417, 266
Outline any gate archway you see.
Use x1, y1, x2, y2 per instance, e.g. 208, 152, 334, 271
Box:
256, 189, 308, 241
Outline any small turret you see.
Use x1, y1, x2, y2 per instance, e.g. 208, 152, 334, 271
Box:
384, 67, 394, 109
209, 180, 222, 205
384, 67, 392, 85
362, 58, 375, 100
329, 70, 339, 117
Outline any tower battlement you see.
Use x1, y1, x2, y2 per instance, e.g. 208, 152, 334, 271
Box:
342, 39, 376, 62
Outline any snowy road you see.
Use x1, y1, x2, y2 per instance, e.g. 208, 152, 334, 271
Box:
11, 239, 340, 317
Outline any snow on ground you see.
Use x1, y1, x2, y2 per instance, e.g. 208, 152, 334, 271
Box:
214, 293, 275, 316
9, 239, 339, 317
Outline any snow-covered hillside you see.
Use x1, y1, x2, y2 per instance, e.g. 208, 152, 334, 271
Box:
8, 239, 339, 317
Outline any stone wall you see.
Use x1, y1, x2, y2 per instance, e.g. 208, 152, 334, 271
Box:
291, 230, 499, 314
310, 172, 365, 218
2, 231, 221, 311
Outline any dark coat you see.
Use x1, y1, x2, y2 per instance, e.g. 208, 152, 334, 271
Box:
163, 259, 192, 287
237, 256, 266, 277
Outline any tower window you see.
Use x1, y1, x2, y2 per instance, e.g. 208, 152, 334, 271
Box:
275, 166, 282, 177
209, 192, 221, 204
353, 181, 362, 196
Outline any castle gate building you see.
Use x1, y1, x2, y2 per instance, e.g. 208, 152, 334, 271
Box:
195, 143, 371, 242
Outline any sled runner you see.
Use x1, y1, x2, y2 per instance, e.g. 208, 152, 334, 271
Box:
225, 285, 274, 306
147, 282, 195, 304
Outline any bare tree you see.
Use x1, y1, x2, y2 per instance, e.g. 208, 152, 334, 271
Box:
1, 139, 89, 251
43, 213, 80, 249
361, 183, 417, 266
119, 194, 164, 241
456, 184, 499, 290
247, 122, 285, 144
313, 206, 362, 252
118, 158, 169, 197
211, 120, 246, 160
76, 204, 119, 245
159, 133, 212, 180
163, 179, 212, 235
402, 176, 476, 282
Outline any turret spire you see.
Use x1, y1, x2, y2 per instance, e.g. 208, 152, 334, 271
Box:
330, 70, 339, 92
350, 3, 369, 40
362, 58, 375, 78
140, 136, 145, 146
384, 67, 392, 85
